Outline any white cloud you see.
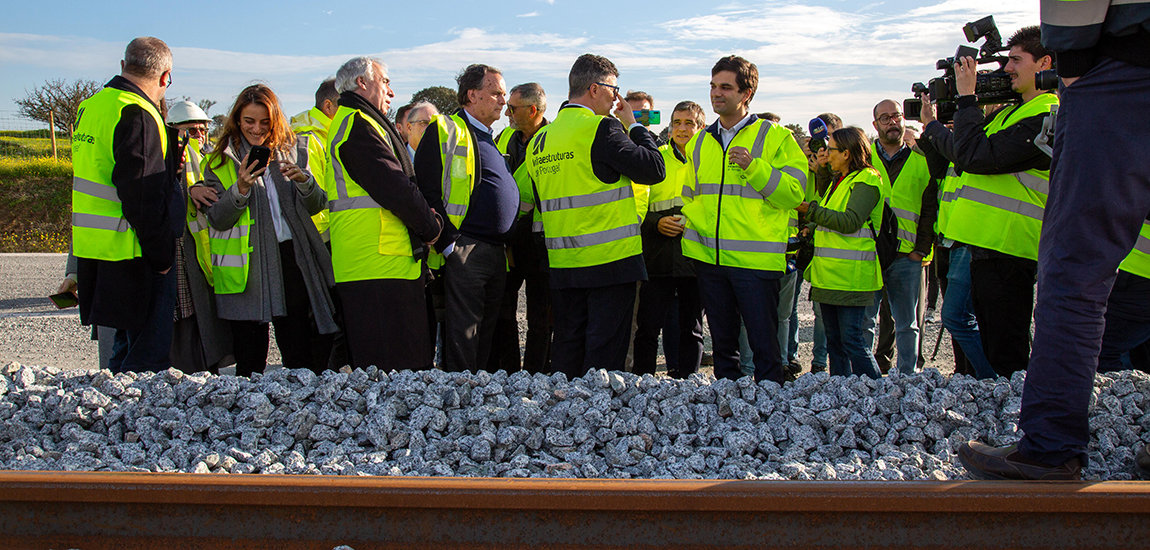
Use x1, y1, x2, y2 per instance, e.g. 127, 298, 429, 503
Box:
0, 1, 1043, 129
659, 0, 1038, 69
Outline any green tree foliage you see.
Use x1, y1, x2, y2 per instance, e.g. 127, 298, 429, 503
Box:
409, 86, 459, 119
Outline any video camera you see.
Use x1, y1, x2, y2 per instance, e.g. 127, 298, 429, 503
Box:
904, 16, 1020, 124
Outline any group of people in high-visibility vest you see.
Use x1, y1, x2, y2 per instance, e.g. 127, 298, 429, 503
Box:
69, 31, 1148, 387
66, 6, 1150, 481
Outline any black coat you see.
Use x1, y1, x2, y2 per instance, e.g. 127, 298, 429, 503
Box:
78, 76, 184, 331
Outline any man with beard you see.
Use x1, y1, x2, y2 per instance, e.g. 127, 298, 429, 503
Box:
869, 99, 936, 375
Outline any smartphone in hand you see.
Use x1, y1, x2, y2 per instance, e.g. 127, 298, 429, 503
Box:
49, 291, 78, 309
633, 109, 661, 126
247, 145, 272, 173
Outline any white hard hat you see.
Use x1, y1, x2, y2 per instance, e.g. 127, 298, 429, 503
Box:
167, 100, 211, 125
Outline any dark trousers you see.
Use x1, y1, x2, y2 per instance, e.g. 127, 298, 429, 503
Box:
633, 276, 704, 377
1019, 58, 1150, 467
487, 257, 552, 374
277, 241, 333, 373
109, 268, 176, 373
550, 282, 637, 378
443, 237, 507, 373
934, 244, 972, 374
821, 302, 882, 379
970, 253, 1037, 376
230, 320, 270, 377
340, 277, 432, 372
230, 241, 332, 377
323, 241, 349, 370
694, 261, 782, 383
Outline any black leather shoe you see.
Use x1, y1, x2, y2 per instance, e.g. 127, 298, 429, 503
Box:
958, 441, 1082, 481
783, 361, 802, 382
810, 363, 827, 373
1136, 444, 1150, 480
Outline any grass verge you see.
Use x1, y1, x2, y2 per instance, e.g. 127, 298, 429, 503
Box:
0, 157, 72, 252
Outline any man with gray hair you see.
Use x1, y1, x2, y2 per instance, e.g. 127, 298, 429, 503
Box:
326, 56, 442, 370
403, 101, 438, 160
72, 36, 183, 373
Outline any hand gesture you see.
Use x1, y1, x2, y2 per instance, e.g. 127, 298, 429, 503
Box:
236, 151, 267, 196
657, 215, 685, 237
728, 146, 753, 170
815, 148, 830, 167
279, 161, 308, 183
614, 94, 637, 127
189, 186, 218, 209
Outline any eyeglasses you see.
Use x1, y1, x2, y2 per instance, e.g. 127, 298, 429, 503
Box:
876, 113, 903, 125
506, 104, 533, 115
827, 147, 846, 152
594, 82, 620, 95
408, 119, 431, 126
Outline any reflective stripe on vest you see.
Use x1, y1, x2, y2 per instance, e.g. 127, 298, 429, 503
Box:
648, 144, 687, 213
805, 168, 886, 292
184, 140, 214, 285
679, 117, 807, 271
438, 114, 473, 226
682, 228, 788, 254
526, 107, 642, 269
944, 94, 1058, 260
206, 157, 253, 294
326, 106, 419, 283
1119, 220, 1150, 279
871, 145, 930, 254
71, 87, 168, 261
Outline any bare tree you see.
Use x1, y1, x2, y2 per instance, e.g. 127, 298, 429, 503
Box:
197, 98, 217, 115
409, 86, 459, 119
15, 78, 102, 137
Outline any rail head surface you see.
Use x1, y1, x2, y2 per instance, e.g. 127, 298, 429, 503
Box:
2, 471, 1149, 514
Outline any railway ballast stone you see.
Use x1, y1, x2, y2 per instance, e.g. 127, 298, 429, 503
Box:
0, 361, 1146, 480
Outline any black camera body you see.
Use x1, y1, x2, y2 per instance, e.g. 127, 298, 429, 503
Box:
904, 16, 1021, 124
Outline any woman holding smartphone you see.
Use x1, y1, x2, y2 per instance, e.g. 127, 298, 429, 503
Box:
797, 127, 886, 379
201, 84, 337, 376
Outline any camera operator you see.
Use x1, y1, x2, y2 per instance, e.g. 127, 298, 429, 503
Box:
961, 1, 1150, 481
918, 25, 1057, 378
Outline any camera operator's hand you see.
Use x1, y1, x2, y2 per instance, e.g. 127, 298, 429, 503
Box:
918, 93, 937, 126
955, 57, 978, 97
815, 148, 830, 167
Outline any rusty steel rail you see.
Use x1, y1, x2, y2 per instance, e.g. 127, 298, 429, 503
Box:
1, 472, 1149, 549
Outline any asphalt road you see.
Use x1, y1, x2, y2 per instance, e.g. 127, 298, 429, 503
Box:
0, 253, 957, 376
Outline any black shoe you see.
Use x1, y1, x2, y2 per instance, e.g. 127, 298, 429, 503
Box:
1136, 444, 1150, 480
810, 363, 827, 373
958, 441, 1081, 481
783, 360, 802, 382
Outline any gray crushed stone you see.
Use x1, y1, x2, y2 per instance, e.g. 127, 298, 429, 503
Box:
0, 361, 1145, 481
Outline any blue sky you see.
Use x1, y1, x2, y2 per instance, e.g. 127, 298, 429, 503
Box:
1, 0, 1039, 134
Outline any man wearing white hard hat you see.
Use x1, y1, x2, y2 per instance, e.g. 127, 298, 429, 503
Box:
166, 100, 234, 373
